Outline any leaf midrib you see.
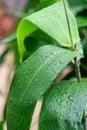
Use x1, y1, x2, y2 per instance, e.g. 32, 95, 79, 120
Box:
29, 4, 71, 45
49, 13, 70, 44
18, 50, 63, 112
63, 0, 74, 48
15, 50, 63, 126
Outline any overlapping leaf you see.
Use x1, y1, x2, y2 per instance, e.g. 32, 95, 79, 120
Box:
39, 79, 87, 130
6, 45, 78, 130
17, 0, 80, 61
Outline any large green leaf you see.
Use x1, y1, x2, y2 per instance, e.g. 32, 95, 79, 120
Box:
6, 45, 77, 130
17, 0, 80, 61
39, 79, 87, 130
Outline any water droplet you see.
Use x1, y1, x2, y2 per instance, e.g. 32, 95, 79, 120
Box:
55, 7, 58, 11
24, 100, 27, 104
35, 78, 37, 82
60, 116, 62, 120
52, 68, 58, 74
51, 52, 54, 55
41, 13, 45, 17
38, 19, 41, 23
59, 60, 63, 64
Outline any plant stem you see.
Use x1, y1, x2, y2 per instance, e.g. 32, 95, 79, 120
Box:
74, 57, 81, 82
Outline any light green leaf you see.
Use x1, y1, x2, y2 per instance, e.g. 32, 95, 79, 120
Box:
17, 0, 80, 61
6, 45, 77, 130
39, 79, 87, 130
76, 42, 84, 59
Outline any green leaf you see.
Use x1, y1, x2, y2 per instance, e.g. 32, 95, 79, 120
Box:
0, 48, 10, 65
24, 36, 49, 55
37, 0, 60, 10
29, 30, 57, 44
76, 16, 87, 27
17, 0, 80, 62
24, 0, 40, 14
24, 30, 59, 56
6, 45, 77, 130
68, 0, 87, 6
68, 0, 87, 14
24, 0, 60, 14
39, 79, 87, 130
0, 121, 3, 130
0, 33, 16, 44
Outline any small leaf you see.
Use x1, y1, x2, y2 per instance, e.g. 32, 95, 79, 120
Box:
17, 0, 80, 61
6, 45, 78, 130
39, 79, 87, 130
0, 33, 16, 44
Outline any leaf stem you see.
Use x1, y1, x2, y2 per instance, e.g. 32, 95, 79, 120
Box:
74, 57, 81, 82
63, 0, 74, 49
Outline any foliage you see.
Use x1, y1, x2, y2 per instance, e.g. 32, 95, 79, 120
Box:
6, 45, 78, 130
39, 79, 87, 130
17, 0, 79, 61
0, 0, 86, 130
0, 121, 3, 130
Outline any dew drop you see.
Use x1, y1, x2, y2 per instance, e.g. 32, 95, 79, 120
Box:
41, 13, 45, 17
35, 78, 37, 82
59, 60, 63, 64
38, 19, 41, 23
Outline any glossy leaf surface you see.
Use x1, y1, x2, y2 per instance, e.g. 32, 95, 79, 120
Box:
6, 45, 77, 130
39, 79, 87, 130
17, 0, 80, 61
